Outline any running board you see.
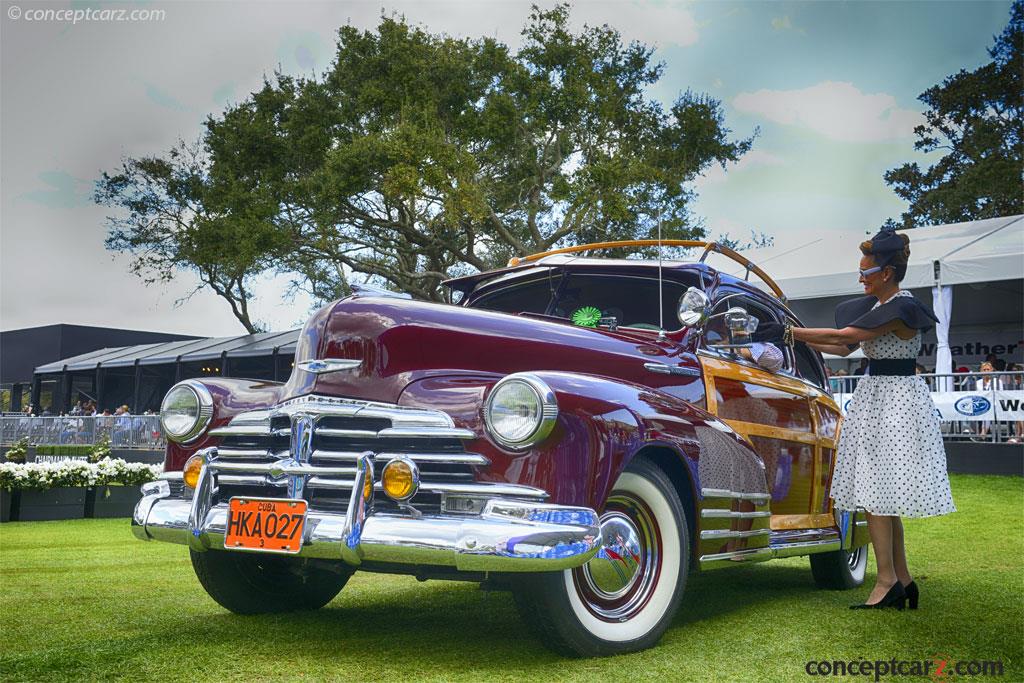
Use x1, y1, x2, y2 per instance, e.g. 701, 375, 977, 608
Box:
698, 528, 841, 569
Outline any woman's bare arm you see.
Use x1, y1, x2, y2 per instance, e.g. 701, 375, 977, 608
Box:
792, 319, 910, 346
808, 341, 857, 357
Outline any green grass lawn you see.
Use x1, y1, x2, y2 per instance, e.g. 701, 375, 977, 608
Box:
1, 473, 1021, 682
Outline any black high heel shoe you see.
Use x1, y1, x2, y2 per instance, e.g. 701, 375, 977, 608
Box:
849, 581, 906, 610
901, 580, 919, 610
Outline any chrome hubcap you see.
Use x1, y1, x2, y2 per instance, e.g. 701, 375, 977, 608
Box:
574, 492, 661, 621
582, 512, 643, 598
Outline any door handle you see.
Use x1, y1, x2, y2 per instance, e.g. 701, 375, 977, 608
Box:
644, 362, 701, 377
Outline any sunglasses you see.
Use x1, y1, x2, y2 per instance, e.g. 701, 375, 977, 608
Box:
858, 265, 885, 277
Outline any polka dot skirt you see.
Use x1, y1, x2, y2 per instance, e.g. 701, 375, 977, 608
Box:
830, 291, 957, 518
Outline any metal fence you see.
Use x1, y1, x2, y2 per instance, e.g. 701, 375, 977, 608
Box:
829, 371, 1024, 444
0, 415, 165, 449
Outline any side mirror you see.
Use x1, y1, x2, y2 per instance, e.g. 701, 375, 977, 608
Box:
677, 287, 709, 328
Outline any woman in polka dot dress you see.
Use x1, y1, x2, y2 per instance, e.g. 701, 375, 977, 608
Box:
788, 228, 956, 610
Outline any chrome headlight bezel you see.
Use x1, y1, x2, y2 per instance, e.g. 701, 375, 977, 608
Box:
159, 380, 214, 444
483, 373, 558, 450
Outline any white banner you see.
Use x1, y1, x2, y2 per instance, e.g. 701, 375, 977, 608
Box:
931, 391, 996, 422
993, 390, 1024, 421
832, 390, 1024, 422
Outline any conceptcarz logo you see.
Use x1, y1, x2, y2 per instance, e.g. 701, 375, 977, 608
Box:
954, 395, 991, 417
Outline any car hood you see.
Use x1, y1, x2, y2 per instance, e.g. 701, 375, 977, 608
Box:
279, 295, 688, 404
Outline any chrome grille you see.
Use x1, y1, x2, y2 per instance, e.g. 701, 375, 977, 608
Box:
206, 396, 544, 515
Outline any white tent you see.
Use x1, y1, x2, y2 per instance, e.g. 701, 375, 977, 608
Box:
715, 215, 1023, 300
710, 216, 1024, 375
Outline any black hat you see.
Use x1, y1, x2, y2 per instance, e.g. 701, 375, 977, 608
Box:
866, 227, 905, 266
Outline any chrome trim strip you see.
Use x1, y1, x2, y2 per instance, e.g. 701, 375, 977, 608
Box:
209, 425, 272, 437
376, 427, 476, 439
216, 448, 279, 459
315, 428, 380, 439
700, 509, 772, 519
770, 538, 841, 558
700, 488, 770, 503
700, 528, 771, 540
312, 450, 489, 466
699, 547, 773, 563
297, 359, 362, 374
217, 475, 288, 487
856, 520, 868, 527
210, 461, 358, 478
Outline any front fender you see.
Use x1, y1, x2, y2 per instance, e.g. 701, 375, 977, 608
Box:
397, 372, 769, 512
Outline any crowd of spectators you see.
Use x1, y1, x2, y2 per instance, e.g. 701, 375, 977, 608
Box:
9, 401, 162, 448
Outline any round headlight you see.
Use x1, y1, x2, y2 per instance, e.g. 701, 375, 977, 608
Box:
160, 381, 213, 443
484, 374, 558, 450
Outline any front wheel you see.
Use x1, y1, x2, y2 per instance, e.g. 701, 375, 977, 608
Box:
190, 549, 352, 614
512, 457, 690, 657
809, 543, 868, 589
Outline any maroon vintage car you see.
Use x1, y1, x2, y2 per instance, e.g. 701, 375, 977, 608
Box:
133, 240, 869, 657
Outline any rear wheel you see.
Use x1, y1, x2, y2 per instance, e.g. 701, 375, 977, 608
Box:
190, 549, 352, 614
512, 458, 689, 657
809, 543, 868, 589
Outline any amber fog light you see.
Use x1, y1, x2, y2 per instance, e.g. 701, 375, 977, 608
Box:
382, 458, 419, 501
182, 454, 204, 490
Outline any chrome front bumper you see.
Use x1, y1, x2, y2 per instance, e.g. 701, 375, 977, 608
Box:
132, 453, 601, 572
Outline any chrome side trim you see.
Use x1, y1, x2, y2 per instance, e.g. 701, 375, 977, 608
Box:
643, 362, 701, 377
770, 538, 841, 558
700, 509, 771, 519
700, 488, 770, 503
700, 528, 771, 540
699, 547, 773, 563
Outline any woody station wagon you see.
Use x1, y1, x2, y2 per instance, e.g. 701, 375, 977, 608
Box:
132, 240, 870, 657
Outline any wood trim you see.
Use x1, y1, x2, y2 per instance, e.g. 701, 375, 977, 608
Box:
770, 513, 836, 530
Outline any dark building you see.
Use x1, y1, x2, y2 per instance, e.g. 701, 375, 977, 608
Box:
1, 324, 200, 413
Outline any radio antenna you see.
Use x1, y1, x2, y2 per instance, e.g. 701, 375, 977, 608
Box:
657, 210, 665, 339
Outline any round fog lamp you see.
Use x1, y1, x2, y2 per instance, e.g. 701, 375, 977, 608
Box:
182, 454, 204, 490
382, 458, 419, 501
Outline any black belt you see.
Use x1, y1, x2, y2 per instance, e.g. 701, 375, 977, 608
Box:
867, 358, 916, 376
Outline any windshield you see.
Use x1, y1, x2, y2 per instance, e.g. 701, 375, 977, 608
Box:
469, 270, 699, 331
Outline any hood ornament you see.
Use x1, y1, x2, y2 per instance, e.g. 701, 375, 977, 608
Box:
296, 358, 362, 374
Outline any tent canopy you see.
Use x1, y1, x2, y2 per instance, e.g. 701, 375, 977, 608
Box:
714, 215, 1023, 301
35, 329, 301, 374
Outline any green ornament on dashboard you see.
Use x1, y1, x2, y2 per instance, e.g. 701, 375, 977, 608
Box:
571, 306, 602, 327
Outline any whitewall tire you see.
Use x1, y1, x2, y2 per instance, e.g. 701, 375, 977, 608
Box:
512, 457, 690, 657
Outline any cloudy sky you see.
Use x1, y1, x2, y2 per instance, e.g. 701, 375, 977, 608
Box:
0, 0, 1013, 337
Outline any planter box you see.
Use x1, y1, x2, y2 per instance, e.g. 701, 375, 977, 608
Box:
86, 485, 143, 519
0, 488, 10, 523
12, 487, 87, 521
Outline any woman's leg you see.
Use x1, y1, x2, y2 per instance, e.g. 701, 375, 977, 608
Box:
865, 511, 898, 603
891, 516, 912, 586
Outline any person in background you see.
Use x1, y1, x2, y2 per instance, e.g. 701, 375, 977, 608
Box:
915, 363, 925, 375
975, 361, 1003, 439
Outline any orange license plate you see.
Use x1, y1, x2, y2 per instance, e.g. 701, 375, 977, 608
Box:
225, 497, 307, 554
